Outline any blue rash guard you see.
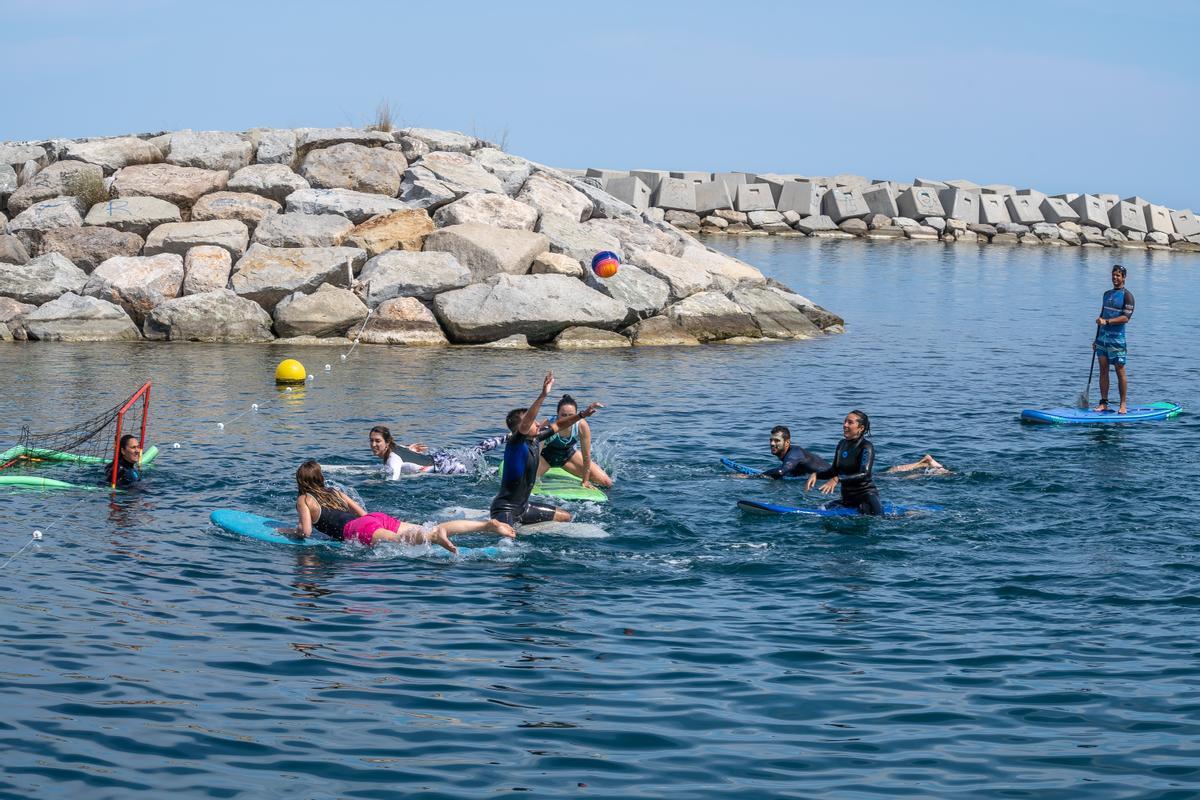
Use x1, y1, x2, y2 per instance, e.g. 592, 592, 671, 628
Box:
490, 428, 558, 525
1097, 287, 1134, 347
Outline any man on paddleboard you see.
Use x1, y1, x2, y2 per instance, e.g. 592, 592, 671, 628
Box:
1095, 264, 1134, 414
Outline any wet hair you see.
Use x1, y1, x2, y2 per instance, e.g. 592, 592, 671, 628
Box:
1112, 264, 1127, 276
116, 434, 139, 467
770, 426, 791, 440
557, 394, 578, 414
296, 459, 350, 511
369, 425, 396, 460
848, 410, 871, 437
506, 408, 527, 433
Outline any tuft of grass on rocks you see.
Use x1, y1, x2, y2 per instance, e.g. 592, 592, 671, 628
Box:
369, 100, 394, 133
66, 171, 110, 209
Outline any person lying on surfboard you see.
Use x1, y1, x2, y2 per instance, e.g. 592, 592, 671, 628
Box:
490, 371, 603, 528
370, 426, 511, 477
537, 394, 613, 490
886, 454, 951, 477
294, 460, 514, 552
805, 410, 883, 516
749, 426, 829, 479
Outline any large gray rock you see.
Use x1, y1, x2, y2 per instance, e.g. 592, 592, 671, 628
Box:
191, 191, 281, 233
794, 214, 838, 234
358, 296, 448, 345
0, 252, 88, 304
295, 127, 392, 156
61, 137, 162, 173
585, 216, 687, 258
38, 226, 144, 273
183, 245, 232, 294
584, 263, 670, 326
728, 285, 823, 339
345, 208, 434, 256
6, 161, 105, 215
423, 223, 548, 279
0, 143, 47, 169
6, 198, 85, 251
516, 173, 591, 222
144, 289, 274, 342
299, 143, 405, 196
531, 251, 583, 277
273, 283, 368, 338
0, 164, 16, 206
83, 252, 184, 323
252, 213, 354, 248
623, 315, 700, 346
249, 129, 297, 166
84, 196, 182, 237
432, 192, 538, 230
473, 148, 535, 195
536, 215, 622, 264
231, 243, 366, 310
666, 291, 760, 342
398, 165, 458, 210
0, 234, 30, 265
161, 131, 253, 172
551, 326, 631, 349
398, 128, 478, 153
144, 219, 249, 259
111, 163, 229, 209
0, 297, 35, 324
356, 250, 471, 304
284, 187, 406, 224
415, 151, 503, 196
631, 249, 713, 302
433, 273, 628, 343
679, 244, 766, 287
227, 164, 310, 203
21, 293, 141, 341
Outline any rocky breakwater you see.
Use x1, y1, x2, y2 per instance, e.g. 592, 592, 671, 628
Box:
0, 128, 841, 346
563, 168, 1200, 254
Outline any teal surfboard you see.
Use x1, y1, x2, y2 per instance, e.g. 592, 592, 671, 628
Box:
1020, 401, 1181, 425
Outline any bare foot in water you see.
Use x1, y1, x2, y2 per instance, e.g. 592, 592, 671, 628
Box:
486, 519, 517, 539
428, 528, 458, 554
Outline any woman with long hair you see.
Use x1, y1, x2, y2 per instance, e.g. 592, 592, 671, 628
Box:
805, 410, 883, 516
538, 394, 612, 490
295, 460, 514, 552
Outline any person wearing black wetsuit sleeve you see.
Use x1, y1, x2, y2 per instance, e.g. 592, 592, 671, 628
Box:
490, 371, 604, 528
106, 434, 143, 488
806, 410, 883, 516
760, 425, 829, 479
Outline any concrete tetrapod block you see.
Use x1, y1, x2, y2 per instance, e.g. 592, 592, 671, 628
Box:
913, 177, 949, 189
896, 187, 946, 220
863, 184, 899, 217
938, 189, 980, 224
735, 183, 776, 212
631, 170, 669, 195
712, 172, 746, 197
1052, 193, 1081, 203
944, 179, 981, 191
754, 173, 806, 203
605, 176, 651, 212
1006, 195, 1045, 225
695, 181, 736, 214
1108, 201, 1147, 233
1098, 194, 1119, 210
1040, 197, 1080, 224
981, 184, 1016, 195
1069, 195, 1109, 228
669, 171, 709, 183
585, 168, 628, 181
1016, 188, 1047, 203
1123, 195, 1150, 207
1143, 204, 1174, 234
979, 194, 1013, 225
1169, 209, 1200, 237
820, 187, 870, 222
777, 181, 824, 216
653, 177, 697, 211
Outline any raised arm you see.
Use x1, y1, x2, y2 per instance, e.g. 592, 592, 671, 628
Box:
517, 372, 555, 436
548, 403, 603, 435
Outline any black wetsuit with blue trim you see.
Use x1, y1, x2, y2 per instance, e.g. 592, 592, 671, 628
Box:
815, 437, 882, 516
490, 428, 559, 526
108, 459, 141, 488
762, 445, 829, 479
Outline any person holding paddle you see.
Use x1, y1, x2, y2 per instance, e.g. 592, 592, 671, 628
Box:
1094, 264, 1134, 414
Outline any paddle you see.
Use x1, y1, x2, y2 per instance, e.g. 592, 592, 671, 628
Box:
1077, 324, 1100, 409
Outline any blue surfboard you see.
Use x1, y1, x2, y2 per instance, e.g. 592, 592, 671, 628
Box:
736, 498, 942, 517
721, 457, 806, 480
1020, 401, 1181, 425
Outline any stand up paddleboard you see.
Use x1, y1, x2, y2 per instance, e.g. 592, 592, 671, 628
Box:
1020, 401, 1181, 425
736, 498, 942, 517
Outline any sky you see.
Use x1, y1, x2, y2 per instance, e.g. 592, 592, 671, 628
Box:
3, 0, 1198, 208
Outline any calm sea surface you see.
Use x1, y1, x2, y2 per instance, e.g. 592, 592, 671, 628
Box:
0, 238, 1197, 799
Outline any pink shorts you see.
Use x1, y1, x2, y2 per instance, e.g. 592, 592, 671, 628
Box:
342, 512, 404, 545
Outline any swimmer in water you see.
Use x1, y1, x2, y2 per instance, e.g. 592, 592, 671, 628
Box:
294, 460, 514, 552
805, 410, 883, 516
107, 434, 143, 487
886, 454, 951, 477
537, 394, 613, 490
370, 426, 503, 477
737, 426, 829, 479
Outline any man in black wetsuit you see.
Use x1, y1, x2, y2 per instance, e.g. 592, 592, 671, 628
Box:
760, 426, 829, 479
490, 372, 602, 528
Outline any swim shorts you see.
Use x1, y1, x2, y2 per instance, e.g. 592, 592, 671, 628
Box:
342, 512, 404, 545
490, 502, 559, 527
542, 442, 579, 468
1095, 341, 1127, 366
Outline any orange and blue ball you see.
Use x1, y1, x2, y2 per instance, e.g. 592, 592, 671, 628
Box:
591, 251, 620, 279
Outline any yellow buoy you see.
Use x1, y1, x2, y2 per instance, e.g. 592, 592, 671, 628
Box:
275, 358, 306, 385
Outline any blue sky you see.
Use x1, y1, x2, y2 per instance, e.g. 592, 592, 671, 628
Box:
4, 0, 1198, 208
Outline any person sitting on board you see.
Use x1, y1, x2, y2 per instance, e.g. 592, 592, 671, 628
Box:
805, 410, 883, 516
537, 394, 613, 490
490, 371, 602, 528
1094, 264, 1135, 414
107, 434, 143, 487
294, 460, 514, 552
738, 426, 828, 479
886, 454, 950, 477
370, 426, 509, 478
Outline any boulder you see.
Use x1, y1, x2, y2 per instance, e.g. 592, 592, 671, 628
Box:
38, 226, 144, 273
227, 164, 310, 203
432, 192, 538, 230
230, 244, 366, 310
6, 161, 105, 215
273, 283, 369, 338
643, 208, 666, 224
161, 131, 253, 172
470, 333, 532, 349
536, 214, 622, 264
0, 164, 15, 205
111, 163, 229, 209
423, 223, 548, 279
703, 215, 730, 229
191, 191, 281, 233
21, 293, 141, 341
747, 209, 786, 227
551, 326, 631, 349
585, 216, 687, 257
531, 251, 583, 278
1032, 222, 1060, 240
18, 161, 40, 187
345, 208, 435, 256
728, 286, 822, 339
794, 215, 838, 234
358, 296, 449, 345
144, 219, 249, 259
284, 187, 406, 224
84, 196, 182, 237
183, 245, 233, 294
631, 249, 713, 302
1146, 231, 1170, 246
295, 127, 392, 156
0, 143, 47, 169
398, 165, 459, 210
473, 148, 535, 195
1079, 227, 1108, 246
584, 263, 670, 326
393, 137, 431, 162
665, 210, 701, 230
622, 315, 700, 346
762, 285, 844, 330
905, 225, 940, 240
991, 232, 1020, 245
0, 234, 31, 265
414, 151, 503, 196
250, 129, 298, 166
399, 128, 478, 153
252, 213, 353, 248
678, 244, 766, 286
566, 176, 640, 221
299, 143, 405, 196
6, 197, 85, 250
516, 173, 591, 223
714, 209, 749, 224
838, 218, 868, 235
0, 297, 35, 324
665, 291, 760, 342
433, 273, 628, 343
356, 250, 471, 304
143, 289, 274, 342
83, 252, 184, 323
0, 252, 87, 304
61, 137, 162, 173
